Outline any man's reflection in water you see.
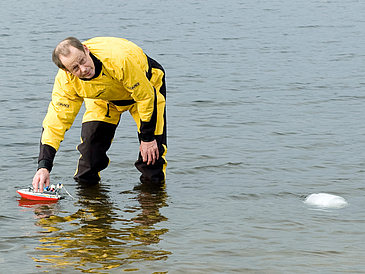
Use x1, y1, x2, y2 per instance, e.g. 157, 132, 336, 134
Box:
22, 182, 170, 272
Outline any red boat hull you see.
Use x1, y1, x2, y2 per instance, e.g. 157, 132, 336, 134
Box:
16, 190, 61, 201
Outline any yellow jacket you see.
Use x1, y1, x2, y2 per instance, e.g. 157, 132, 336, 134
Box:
39, 37, 165, 171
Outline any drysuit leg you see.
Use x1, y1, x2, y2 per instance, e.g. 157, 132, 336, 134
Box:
135, 133, 167, 184
73, 99, 121, 186
73, 121, 118, 186
133, 57, 167, 184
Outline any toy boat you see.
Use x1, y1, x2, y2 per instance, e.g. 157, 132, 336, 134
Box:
17, 184, 63, 201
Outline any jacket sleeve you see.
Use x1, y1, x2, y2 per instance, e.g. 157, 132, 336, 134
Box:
38, 71, 83, 171
122, 54, 157, 142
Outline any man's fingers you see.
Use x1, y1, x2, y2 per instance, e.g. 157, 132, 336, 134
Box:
32, 168, 50, 192
151, 149, 159, 165
32, 176, 41, 192
144, 151, 153, 165
143, 152, 148, 163
156, 148, 159, 162
140, 140, 159, 165
149, 151, 156, 165
33, 178, 43, 192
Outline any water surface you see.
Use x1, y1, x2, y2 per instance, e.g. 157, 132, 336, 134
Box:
1, 0, 365, 273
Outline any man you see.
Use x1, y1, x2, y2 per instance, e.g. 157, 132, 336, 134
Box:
32, 37, 167, 192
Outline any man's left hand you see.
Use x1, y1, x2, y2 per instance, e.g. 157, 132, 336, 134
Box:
140, 139, 159, 165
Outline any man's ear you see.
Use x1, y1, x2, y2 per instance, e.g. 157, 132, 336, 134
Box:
83, 44, 90, 54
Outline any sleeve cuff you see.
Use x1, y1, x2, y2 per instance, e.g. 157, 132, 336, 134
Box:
38, 159, 53, 172
140, 131, 155, 142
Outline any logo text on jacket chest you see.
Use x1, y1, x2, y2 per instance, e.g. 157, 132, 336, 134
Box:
127, 82, 140, 90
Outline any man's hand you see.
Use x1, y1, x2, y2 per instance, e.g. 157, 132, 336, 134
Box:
32, 168, 50, 192
140, 139, 159, 165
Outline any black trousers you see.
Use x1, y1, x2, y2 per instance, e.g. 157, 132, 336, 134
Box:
73, 119, 167, 186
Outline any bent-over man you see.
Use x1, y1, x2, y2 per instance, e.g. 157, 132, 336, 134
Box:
32, 37, 167, 192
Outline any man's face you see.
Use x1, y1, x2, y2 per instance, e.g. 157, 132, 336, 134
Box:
60, 45, 95, 79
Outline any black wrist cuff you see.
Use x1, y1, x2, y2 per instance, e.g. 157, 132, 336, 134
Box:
140, 132, 155, 142
38, 159, 53, 172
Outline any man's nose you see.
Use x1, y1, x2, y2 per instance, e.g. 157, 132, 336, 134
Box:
80, 65, 87, 72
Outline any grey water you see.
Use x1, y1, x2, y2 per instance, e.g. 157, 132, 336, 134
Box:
1, 0, 365, 273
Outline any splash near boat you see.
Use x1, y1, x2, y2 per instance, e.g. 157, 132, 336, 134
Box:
17, 184, 63, 201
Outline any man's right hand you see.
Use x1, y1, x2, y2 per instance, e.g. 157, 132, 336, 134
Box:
32, 168, 50, 192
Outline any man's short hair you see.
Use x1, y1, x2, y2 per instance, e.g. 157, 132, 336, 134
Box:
52, 37, 85, 70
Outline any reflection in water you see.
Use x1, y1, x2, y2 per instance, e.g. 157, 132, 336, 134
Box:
18, 199, 59, 219
19, 183, 170, 272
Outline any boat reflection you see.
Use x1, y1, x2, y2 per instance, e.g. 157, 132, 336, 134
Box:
18, 198, 59, 219
19, 182, 170, 272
